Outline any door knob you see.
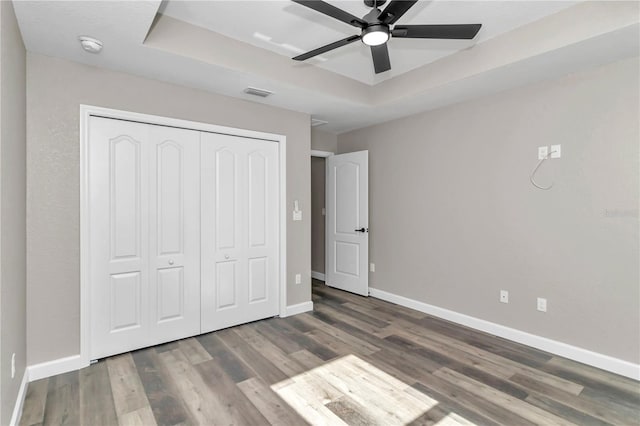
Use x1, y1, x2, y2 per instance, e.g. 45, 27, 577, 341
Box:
225, 254, 230, 259
168, 259, 174, 265
355, 227, 368, 233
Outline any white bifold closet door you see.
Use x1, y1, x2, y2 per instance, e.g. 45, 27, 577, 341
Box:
89, 117, 200, 360
88, 116, 280, 360
200, 132, 280, 333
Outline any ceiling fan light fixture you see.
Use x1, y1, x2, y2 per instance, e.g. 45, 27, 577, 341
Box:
361, 25, 389, 46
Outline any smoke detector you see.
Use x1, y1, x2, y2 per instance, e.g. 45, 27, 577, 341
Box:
78, 36, 103, 54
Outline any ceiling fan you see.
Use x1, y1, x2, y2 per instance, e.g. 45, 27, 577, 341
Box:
291, 0, 482, 74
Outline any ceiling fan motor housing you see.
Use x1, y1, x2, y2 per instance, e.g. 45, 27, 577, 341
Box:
364, 0, 387, 7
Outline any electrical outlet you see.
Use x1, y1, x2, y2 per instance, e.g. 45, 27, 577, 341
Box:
370, 263, 375, 272
295, 274, 301, 285
550, 144, 561, 158
538, 146, 549, 160
537, 297, 547, 312
500, 290, 509, 304
11, 353, 15, 379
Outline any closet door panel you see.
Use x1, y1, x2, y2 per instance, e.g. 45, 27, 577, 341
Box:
89, 117, 151, 359
201, 133, 278, 333
148, 126, 201, 341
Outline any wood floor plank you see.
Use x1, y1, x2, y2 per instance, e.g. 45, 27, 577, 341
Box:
79, 361, 118, 426
252, 321, 304, 354
118, 406, 157, 426
546, 356, 640, 395
157, 348, 230, 425
42, 370, 79, 426
325, 396, 379, 426
434, 367, 575, 425
177, 338, 212, 365
195, 332, 254, 382
19, 378, 49, 426
398, 322, 584, 395
232, 324, 306, 377
131, 348, 194, 426
193, 356, 271, 425
237, 376, 310, 426
267, 319, 339, 361
296, 312, 381, 354
288, 349, 325, 370
216, 328, 290, 385
412, 378, 533, 426
106, 353, 149, 417
510, 373, 636, 425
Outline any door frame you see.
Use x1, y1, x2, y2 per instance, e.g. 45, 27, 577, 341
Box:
79, 104, 288, 366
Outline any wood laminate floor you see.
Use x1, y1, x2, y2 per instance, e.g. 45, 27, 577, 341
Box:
20, 280, 640, 426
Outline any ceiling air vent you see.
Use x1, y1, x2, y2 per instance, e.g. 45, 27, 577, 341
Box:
243, 87, 273, 98
311, 118, 328, 127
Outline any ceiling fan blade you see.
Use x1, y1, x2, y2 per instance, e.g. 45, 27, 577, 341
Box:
378, 0, 418, 24
392, 24, 482, 39
291, 0, 366, 28
371, 43, 391, 74
293, 35, 361, 61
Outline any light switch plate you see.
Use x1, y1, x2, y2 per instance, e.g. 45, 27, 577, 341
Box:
293, 210, 302, 221
321, 208, 326, 216
550, 144, 561, 158
295, 274, 301, 284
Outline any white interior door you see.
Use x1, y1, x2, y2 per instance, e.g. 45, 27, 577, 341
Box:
89, 117, 200, 359
326, 151, 369, 296
200, 132, 279, 333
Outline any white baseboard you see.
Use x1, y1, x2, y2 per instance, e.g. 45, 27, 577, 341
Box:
27, 354, 88, 382
9, 369, 29, 426
311, 271, 325, 281
369, 287, 640, 381
283, 301, 314, 317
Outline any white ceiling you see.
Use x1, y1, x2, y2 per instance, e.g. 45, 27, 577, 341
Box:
161, 1, 576, 85
12, 1, 640, 133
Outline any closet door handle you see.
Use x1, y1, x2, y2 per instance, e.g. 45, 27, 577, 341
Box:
168, 259, 174, 265
355, 227, 368, 233
225, 254, 230, 260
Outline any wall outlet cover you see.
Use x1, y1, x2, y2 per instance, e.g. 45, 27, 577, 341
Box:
500, 290, 509, 303
550, 144, 561, 158
295, 274, 302, 284
537, 297, 547, 312
370, 263, 375, 272
293, 210, 302, 221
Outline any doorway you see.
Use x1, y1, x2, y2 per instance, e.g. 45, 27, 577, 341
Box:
310, 150, 332, 282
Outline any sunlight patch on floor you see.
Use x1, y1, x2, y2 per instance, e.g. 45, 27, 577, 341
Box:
271, 354, 476, 425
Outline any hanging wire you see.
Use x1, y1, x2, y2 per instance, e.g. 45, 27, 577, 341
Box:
530, 150, 557, 190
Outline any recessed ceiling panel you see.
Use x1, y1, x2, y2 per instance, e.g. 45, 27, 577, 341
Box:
161, 0, 576, 85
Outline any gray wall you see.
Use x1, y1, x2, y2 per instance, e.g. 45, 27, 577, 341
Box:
338, 57, 640, 363
311, 128, 337, 152
0, 1, 27, 424
310, 129, 337, 276
311, 157, 326, 274
27, 53, 311, 365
